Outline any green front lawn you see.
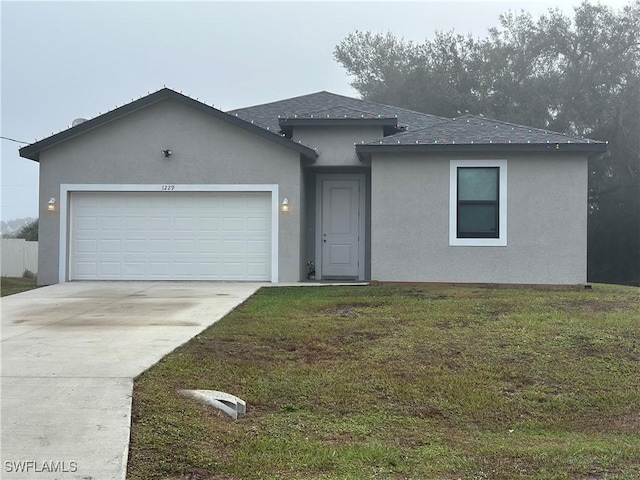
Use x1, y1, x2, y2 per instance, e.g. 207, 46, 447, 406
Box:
128, 284, 640, 480
1, 276, 38, 296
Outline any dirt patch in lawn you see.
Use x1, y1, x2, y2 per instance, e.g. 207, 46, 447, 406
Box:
611, 411, 640, 433
322, 301, 388, 317
552, 298, 634, 314
163, 469, 235, 480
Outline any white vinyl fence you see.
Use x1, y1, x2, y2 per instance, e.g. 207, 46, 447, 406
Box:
1, 239, 38, 277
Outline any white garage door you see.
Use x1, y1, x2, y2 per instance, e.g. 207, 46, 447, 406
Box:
69, 191, 271, 281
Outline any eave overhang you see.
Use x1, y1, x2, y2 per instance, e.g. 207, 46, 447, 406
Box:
355, 142, 608, 160
19, 88, 318, 161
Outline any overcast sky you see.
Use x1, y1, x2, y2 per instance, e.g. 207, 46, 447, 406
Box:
0, 0, 631, 221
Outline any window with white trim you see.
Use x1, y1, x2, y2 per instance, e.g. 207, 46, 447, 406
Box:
449, 160, 507, 246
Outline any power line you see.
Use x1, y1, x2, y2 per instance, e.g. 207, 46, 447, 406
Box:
1, 136, 29, 145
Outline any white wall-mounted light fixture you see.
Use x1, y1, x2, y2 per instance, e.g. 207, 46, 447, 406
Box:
161, 149, 172, 158
281, 198, 289, 212
47, 197, 56, 212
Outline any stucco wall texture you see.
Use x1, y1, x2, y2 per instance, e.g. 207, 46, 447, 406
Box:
370, 152, 589, 284
294, 126, 382, 167
35, 97, 590, 286
37, 99, 302, 285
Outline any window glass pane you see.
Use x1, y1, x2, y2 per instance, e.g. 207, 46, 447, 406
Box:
458, 168, 498, 201
458, 204, 498, 237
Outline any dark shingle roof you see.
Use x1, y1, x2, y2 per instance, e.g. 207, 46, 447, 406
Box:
228, 91, 447, 132
230, 94, 606, 155
279, 105, 393, 119
356, 115, 607, 154
20, 88, 607, 163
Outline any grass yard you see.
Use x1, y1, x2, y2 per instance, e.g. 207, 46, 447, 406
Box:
0, 276, 38, 296
127, 284, 640, 480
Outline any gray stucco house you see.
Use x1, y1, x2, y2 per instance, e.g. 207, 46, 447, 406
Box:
20, 88, 607, 285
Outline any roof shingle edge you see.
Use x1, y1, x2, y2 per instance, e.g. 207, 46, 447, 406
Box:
355, 142, 608, 155
19, 88, 318, 161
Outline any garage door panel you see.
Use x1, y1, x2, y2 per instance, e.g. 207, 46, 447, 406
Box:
122, 196, 148, 209
123, 262, 145, 276
70, 192, 271, 281
147, 261, 171, 275
198, 217, 221, 231
173, 262, 196, 276
101, 217, 122, 230
148, 217, 171, 231
76, 216, 98, 231
76, 262, 97, 276
247, 240, 268, 254
76, 239, 97, 253
247, 263, 269, 277
174, 240, 195, 253
220, 262, 244, 278
76, 195, 100, 208
222, 240, 244, 254
197, 197, 222, 211
222, 217, 245, 231
247, 217, 269, 232
198, 240, 220, 253
223, 196, 244, 210
174, 217, 196, 231
246, 198, 269, 211
196, 262, 219, 275
101, 262, 121, 276
149, 239, 171, 253
100, 239, 121, 253
124, 217, 145, 231
124, 239, 145, 253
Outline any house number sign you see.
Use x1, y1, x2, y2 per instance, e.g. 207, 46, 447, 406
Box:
161, 184, 175, 191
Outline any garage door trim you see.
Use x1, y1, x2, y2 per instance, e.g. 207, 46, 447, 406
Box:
59, 184, 279, 283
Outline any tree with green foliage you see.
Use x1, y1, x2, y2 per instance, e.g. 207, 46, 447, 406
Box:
334, 0, 640, 285
14, 219, 38, 241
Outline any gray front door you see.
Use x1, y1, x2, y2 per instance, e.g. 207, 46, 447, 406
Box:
320, 178, 362, 278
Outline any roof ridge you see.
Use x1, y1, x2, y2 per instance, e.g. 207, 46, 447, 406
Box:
305, 90, 448, 120
229, 90, 448, 122
354, 96, 449, 121
228, 91, 336, 113
291, 105, 392, 118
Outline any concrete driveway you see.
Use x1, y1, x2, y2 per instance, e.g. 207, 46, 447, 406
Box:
1, 282, 263, 480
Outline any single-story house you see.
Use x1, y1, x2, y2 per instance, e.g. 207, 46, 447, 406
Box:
20, 88, 607, 285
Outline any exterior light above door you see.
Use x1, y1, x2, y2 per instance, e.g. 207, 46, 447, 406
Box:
281, 198, 289, 212
47, 197, 56, 212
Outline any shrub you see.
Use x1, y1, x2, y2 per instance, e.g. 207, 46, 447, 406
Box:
22, 269, 36, 280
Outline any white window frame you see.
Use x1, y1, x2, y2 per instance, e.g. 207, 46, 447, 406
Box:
449, 160, 507, 247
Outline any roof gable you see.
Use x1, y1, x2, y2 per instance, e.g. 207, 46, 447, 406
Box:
19, 88, 318, 161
